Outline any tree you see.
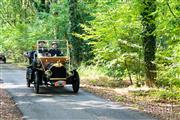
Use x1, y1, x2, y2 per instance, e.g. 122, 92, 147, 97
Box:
68, 0, 83, 65
141, 0, 157, 87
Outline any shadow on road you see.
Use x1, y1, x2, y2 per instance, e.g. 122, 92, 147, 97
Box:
32, 86, 79, 95
3, 83, 79, 97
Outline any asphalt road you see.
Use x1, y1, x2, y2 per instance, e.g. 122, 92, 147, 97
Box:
0, 64, 158, 120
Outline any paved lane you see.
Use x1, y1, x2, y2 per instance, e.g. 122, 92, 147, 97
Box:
0, 64, 157, 120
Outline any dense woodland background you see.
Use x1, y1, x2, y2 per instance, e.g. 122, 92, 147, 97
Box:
0, 0, 179, 100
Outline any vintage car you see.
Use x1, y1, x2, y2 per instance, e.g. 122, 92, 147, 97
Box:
26, 40, 80, 94
0, 53, 6, 63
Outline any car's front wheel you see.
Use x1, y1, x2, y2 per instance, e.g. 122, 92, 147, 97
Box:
34, 71, 40, 94
72, 70, 80, 93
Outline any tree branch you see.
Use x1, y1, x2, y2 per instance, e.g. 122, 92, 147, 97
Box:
166, 0, 177, 18
0, 10, 14, 27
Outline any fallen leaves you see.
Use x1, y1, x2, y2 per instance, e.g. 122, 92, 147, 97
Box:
0, 88, 22, 120
81, 84, 180, 120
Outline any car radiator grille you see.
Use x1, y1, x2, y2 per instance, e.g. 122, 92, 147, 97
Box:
50, 66, 66, 78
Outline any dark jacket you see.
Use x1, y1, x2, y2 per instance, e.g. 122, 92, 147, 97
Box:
24, 50, 36, 64
49, 49, 62, 56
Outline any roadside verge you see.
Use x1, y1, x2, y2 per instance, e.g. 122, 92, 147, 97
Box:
0, 79, 23, 120
81, 84, 180, 120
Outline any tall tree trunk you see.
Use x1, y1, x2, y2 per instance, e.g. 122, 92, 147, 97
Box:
141, 0, 157, 87
40, 0, 46, 12
68, 0, 82, 65
29, 0, 50, 13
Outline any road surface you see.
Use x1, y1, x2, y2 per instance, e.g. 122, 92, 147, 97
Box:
0, 64, 158, 120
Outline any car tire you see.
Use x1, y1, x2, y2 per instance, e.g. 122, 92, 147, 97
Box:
34, 71, 40, 94
72, 70, 80, 93
26, 68, 31, 87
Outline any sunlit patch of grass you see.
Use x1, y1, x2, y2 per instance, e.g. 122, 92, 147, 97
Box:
153, 88, 180, 104
78, 65, 122, 87
128, 87, 180, 104
130, 89, 157, 97
114, 95, 124, 102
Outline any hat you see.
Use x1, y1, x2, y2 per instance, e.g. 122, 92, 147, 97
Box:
38, 40, 46, 44
51, 41, 58, 45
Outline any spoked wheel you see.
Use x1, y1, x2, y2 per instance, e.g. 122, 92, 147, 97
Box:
72, 70, 80, 93
26, 78, 31, 87
34, 71, 40, 94
26, 68, 31, 87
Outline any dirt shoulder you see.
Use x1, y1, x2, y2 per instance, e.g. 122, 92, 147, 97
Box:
81, 84, 180, 120
0, 81, 23, 120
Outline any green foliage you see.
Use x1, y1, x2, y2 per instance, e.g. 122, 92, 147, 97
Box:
155, 87, 180, 101
131, 89, 157, 97
79, 1, 143, 80
0, 0, 179, 93
114, 96, 124, 102
78, 64, 122, 87
0, 0, 69, 62
155, 0, 180, 88
78, 0, 180, 89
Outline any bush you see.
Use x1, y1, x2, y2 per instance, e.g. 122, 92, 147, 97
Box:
78, 64, 122, 87
155, 88, 180, 101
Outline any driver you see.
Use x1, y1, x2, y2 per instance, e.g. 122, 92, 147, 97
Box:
24, 45, 36, 64
48, 41, 63, 56
38, 40, 48, 56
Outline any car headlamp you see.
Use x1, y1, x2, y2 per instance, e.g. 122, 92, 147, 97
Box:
45, 70, 52, 77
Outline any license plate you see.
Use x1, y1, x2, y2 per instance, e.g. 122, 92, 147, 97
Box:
54, 81, 66, 87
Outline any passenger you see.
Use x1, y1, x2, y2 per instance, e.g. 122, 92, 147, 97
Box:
49, 41, 63, 56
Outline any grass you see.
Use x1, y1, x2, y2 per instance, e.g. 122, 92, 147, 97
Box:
79, 64, 180, 104
78, 64, 122, 87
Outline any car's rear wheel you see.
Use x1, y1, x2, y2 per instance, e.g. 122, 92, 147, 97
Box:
72, 70, 80, 93
2, 57, 6, 63
3, 59, 6, 64
34, 71, 40, 94
26, 68, 31, 87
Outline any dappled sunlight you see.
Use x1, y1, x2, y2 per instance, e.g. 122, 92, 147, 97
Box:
35, 98, 56, 103
0, 0, 179, 119
113, 86, 154, 95
64, 100, 133, 110
17, 101, 32, 105
1, 83, 25, 89
0, 63, 158, 120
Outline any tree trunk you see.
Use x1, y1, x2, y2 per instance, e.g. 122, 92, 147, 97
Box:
40, 0, 46, 12
68, 0, 82, 65
141, 0, 157, 87
124, 59, 133, 85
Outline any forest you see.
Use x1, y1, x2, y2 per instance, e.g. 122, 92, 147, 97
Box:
0, 0, 179, 102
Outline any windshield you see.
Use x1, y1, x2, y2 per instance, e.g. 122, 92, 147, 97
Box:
36, 40, 69, 57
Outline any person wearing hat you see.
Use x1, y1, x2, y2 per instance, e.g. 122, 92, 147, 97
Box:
49, 41, 63, 56
24, 45, 36, 64
38, 40, 48, 56
24, 45, 37, 86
